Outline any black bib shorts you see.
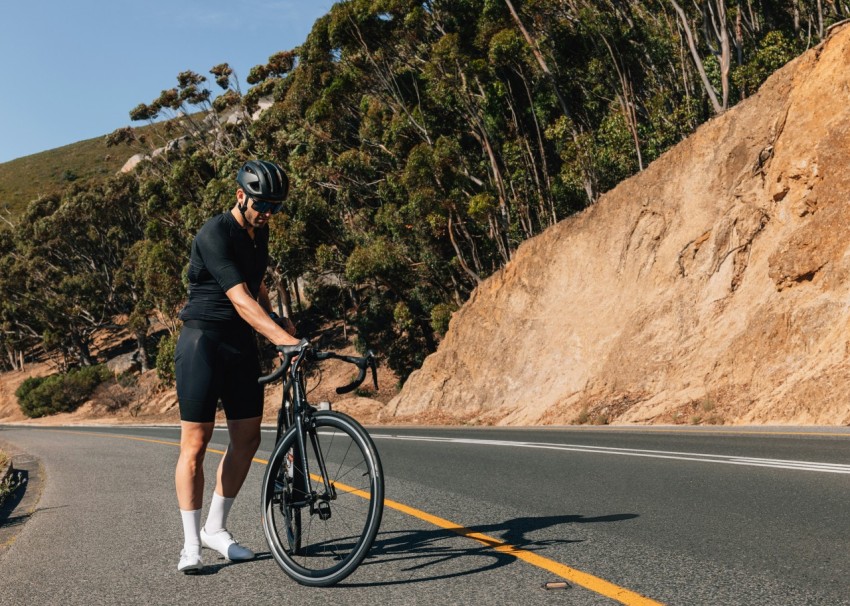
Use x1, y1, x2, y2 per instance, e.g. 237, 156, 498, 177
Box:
174, 322, 264, 423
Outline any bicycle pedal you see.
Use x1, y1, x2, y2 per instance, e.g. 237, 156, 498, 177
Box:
316, 501, 332, 520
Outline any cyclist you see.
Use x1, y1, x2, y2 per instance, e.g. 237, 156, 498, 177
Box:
174, 160, 302, 573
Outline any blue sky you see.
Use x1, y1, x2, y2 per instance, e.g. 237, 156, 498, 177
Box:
0, 0, 334, 163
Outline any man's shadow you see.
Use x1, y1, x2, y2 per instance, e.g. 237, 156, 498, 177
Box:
335, 512, 638, 587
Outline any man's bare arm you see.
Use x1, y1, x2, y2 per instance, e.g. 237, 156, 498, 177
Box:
225, 283, 300, 346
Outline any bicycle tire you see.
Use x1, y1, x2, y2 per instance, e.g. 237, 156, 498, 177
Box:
261, 411, 384, 586
281, 442, 303, 554
274, 382, 303, 553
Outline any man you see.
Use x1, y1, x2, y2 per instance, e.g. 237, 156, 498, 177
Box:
173, 160, 302, 573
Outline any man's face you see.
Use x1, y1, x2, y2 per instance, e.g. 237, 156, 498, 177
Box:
238, 189, 280, 228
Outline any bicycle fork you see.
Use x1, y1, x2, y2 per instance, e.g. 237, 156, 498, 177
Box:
292, 409, 337, 520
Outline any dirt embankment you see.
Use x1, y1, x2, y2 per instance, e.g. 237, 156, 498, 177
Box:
384, 24, 850, 427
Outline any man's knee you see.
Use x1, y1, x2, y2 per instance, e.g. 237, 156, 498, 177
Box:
180, 423, 213, 461
226, 416, 262, 455
229, 432, 261, 455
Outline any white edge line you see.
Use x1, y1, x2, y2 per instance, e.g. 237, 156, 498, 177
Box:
370, 434, 850, 475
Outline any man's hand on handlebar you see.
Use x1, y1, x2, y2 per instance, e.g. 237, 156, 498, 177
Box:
275, 338, 310, 360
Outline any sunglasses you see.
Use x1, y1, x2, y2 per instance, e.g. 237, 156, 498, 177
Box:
250, 198, 284, 214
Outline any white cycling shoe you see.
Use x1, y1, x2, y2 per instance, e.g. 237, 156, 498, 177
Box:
200, 528, 255, 561
178, 547, 203, 574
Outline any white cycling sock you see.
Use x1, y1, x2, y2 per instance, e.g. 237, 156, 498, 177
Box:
181, 509, 202, 551
203, 492, 235, 534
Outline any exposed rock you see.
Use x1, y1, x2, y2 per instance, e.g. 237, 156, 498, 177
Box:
388, 24, 850, 426
120, 153, 145, 173
106, 352, 140, 376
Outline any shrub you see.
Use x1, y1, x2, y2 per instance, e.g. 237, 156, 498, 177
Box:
15, 376, 46, 406
155, 332, 179, 385
430, 303, 457, 336
16, 365, 112, 418
92, 374, 140, 413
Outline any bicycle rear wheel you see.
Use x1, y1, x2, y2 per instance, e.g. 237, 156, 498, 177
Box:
261, 412, 384, 586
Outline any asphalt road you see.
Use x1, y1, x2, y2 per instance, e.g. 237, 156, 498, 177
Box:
1, 424, 849, 605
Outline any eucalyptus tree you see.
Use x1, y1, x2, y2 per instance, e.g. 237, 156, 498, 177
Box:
4, 176, 143, 368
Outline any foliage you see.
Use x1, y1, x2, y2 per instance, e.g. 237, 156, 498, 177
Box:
732, 31, 803, 96
16, 365, 112, 418
155, 332, 179, 385
430, 302, 458, 336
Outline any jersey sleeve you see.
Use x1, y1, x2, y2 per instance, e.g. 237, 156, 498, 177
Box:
195, 222, 245, 293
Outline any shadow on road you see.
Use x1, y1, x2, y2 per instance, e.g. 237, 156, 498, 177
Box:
342, 512, 638, 587
194, 552, 275, 575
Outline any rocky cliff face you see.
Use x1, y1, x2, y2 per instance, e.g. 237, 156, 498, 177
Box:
385, 24, 850, 426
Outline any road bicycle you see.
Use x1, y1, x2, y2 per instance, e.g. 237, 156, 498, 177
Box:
258, 340, 384, 586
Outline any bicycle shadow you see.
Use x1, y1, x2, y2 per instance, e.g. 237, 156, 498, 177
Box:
342, 512, 638, 587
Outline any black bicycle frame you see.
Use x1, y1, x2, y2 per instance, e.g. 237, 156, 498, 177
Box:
287, 360, 337, 511
264, 344, 377, 512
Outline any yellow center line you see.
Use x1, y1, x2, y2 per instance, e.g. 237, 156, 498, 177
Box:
54, 428, 664, 605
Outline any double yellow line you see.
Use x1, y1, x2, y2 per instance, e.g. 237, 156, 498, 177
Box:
66, 429, 664, 605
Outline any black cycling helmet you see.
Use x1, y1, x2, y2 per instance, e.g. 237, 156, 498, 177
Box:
236, 160, 289, 202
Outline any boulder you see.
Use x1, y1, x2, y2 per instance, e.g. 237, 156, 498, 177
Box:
106, 352, 140, 376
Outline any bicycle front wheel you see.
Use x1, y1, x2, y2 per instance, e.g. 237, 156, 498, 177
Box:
261, 412, 384, 586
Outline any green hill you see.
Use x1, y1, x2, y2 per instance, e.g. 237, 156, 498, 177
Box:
0, 123, 169, 226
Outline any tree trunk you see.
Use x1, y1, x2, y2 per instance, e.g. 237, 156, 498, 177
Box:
293, 278, 303, 313
714, 0, 731, 110
73, 335, 95, 367
277, 277, 294, 318
448, 214, 483, 285
600, 35, 644, 170
504, 0, 596, 204
136, 333, 150, 372
670, 0, 724, 114
504, 0, 571, 119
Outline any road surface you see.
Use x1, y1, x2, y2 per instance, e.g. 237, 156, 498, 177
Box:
1, 424, 848, 605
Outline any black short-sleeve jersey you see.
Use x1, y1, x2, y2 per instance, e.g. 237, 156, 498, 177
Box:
178, 212, 269, 324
